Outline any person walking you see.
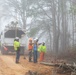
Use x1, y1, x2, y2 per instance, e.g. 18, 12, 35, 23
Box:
38, 42, 46, 62
14, 37, 20, 63
28, 38, 33, 62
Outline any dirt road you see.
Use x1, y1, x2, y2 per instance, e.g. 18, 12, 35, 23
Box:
0, 54, 71, 75
0, 55, 52, 75
0, 55, 25, 75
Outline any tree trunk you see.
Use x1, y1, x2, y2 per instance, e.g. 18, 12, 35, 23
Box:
52, 0, 57, 53
60, 0, 68, 52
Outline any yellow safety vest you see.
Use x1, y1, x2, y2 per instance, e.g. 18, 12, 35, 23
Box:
38, 45, 46, 53
14, 41, 20, 50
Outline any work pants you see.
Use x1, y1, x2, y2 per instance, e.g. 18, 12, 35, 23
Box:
33, 50, 38, 63
16, 49, 20, 63
29, 50, 32, 62
39, 52, 45, 62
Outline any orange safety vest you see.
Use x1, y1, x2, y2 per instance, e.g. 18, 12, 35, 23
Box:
28, 43, 33, 50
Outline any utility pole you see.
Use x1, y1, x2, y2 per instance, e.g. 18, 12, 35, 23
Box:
15, 8, 18, 38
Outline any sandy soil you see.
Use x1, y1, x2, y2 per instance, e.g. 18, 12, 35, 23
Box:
0, 54, 70, 75
0, 55, 53, 75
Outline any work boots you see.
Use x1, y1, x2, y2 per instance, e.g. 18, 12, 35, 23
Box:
16, 59, 19, 63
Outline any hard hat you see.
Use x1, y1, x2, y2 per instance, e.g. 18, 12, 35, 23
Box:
29, 38, 33, 41
34, 37, 38, 40
35, 38, 39, 42
15, 37, 19, 39
42, 42, 45, 44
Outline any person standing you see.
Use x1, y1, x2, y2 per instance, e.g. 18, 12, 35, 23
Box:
33, 39, 38, 63
14, 37, 20, 63
38, 42, 46, 62
28, 38, 33, 62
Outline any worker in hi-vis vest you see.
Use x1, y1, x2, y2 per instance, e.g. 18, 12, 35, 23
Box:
38, 42, 46, 62
14, 37, 20, 63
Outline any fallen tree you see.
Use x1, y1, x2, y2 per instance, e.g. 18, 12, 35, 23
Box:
40, 62, 76, 74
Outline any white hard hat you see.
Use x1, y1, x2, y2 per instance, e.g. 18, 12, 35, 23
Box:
15, 37, 19, 39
